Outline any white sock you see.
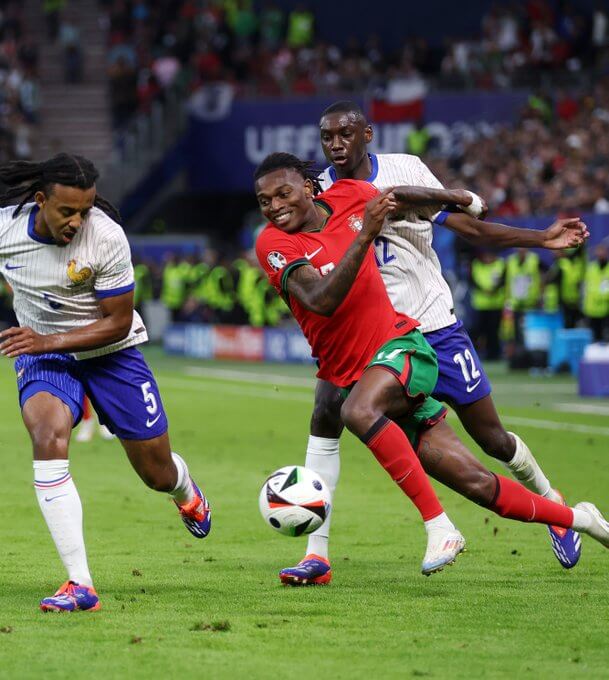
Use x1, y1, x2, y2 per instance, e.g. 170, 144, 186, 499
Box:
571, 507, 592, 531
33, 459, 93, 587
305, 436, 340, 560
169, 452, 196, 505
502, 432, 561, 501
424, 512, 456, 535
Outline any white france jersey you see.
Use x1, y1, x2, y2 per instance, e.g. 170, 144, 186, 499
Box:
0, 202, 147, 360
319, 153, 456, 333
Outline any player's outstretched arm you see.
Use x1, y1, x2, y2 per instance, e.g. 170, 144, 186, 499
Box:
391, 186, 473, 209
287, 190, 395, 316
439, 212, 589, 250
0, 291, 134, 358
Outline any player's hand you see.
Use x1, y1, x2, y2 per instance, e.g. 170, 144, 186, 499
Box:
362, 188, 398, 241
0, 327, 51, 358
457, 190, 488, 219
542, 217, 590, 250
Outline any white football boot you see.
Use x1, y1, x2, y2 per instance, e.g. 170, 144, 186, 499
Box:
75, 417, 95, 442
421, 529, 466, 576
575, 502, 609, 548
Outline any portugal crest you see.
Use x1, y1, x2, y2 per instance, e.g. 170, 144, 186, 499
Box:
267, 251, 287, 272
348, 214, 363, 232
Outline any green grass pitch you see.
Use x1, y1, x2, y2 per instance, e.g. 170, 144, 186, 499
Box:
1, 347, 609, 678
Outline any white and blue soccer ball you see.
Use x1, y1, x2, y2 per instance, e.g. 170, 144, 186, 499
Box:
259, 466, 331, 537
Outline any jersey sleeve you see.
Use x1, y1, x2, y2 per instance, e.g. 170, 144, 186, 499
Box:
0, 206, 17, 256
413, 158, 447, 222
255, 227, 309, 296
94, 227, 135, 299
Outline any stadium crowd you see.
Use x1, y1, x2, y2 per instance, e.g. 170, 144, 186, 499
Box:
423, 80, 609, 219
101, 0, 609, 123
130, 250, 289, 327
0, 1, 40, 162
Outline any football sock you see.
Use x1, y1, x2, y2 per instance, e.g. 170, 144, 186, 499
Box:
424, 511, 456, 534
489, 474, 574, 528
362, 416, 444, 522
33, 459, 93, 587
571, 507, 592, 532
169, 452, 196, 505
305, 436, 340, 560
502, 432, 561, 502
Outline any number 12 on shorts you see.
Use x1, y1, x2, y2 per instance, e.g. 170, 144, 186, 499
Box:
453, 350, 481, 389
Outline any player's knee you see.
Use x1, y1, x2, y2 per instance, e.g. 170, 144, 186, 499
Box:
31, 425, 69, 458
311, 396, 343, 437
340, 398, 381, 438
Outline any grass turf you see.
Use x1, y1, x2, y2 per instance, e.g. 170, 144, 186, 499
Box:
1, 347, 609, 678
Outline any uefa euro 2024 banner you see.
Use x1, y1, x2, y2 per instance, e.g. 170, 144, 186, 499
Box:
185, 89, 529, 192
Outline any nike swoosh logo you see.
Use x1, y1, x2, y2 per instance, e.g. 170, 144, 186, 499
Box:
5, 263, 25, 270
146, 414, 162, 428
466, 379, 482, 393
44, 494, 68, 503
305, 246, 323, 260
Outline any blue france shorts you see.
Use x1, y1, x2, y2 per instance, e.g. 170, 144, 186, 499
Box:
423, 320, 492, 406
15, 347, 168, 440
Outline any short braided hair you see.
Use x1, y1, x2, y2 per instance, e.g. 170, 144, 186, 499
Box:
254, 152, 322, 195
0, 153, 121, 223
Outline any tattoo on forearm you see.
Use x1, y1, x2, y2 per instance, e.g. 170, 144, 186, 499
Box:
290, 236, 371, 314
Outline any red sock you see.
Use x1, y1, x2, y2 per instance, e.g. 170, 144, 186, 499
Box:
490, 475, 574, 528
82, 396, 91, 420
363, 417, 443, 521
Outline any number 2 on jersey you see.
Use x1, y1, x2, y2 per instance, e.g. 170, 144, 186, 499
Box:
373, 237, 396, 267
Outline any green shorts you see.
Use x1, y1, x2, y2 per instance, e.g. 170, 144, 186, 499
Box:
341, 329, 447, 448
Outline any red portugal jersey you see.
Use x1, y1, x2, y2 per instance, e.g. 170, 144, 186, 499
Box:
256, 179, 419, 387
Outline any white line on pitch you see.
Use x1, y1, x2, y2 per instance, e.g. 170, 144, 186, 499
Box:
160, 377, 609, 437
184, 366, 315, 388
555, 403, 609, 416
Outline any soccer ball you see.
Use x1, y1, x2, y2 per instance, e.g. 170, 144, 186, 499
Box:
259, 466, 331, 537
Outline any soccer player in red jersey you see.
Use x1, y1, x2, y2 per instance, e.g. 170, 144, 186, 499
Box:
255, 152, 609, 580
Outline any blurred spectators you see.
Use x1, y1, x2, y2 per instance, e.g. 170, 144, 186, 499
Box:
423, 79, 609, 219
58, 11, 83, 83
135, 250, 289, 328
0, 1, 40, 162
98, 0, 609, 149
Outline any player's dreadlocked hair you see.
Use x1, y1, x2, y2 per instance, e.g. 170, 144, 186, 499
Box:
0, 153, 121, 223
254, 152, 323, 195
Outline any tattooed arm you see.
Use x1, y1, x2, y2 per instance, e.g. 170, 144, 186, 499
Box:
286, 189, 395, 316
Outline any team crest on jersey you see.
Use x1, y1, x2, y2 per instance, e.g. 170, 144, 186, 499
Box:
267, 251, 287, 272
67, 259, 93, 287
348, 214, 363, 232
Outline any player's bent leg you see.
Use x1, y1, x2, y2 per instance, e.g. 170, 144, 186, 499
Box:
455, 396, 581, 568
418, 420, 608, 555
22, 391, 96, 607
121, 434, 211, 539
342, 360, 464, 576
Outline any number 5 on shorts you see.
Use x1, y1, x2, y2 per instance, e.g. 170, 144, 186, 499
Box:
141, 381, 158, 415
